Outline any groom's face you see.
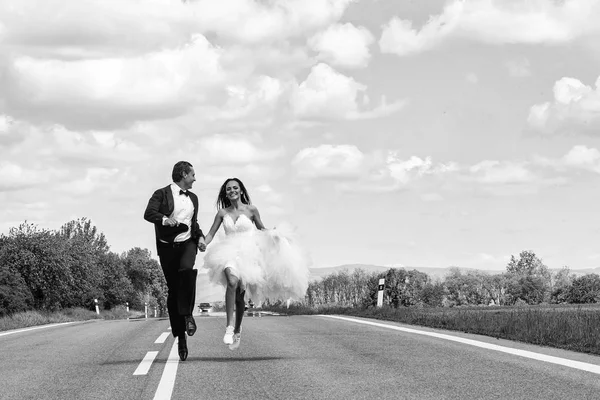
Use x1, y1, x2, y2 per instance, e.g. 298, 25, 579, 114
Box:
182, 167, 196, 190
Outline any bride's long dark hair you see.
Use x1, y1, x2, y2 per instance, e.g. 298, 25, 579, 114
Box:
216, 178, 252, 209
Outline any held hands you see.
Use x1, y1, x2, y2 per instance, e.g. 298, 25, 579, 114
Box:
198, 239, 207, 252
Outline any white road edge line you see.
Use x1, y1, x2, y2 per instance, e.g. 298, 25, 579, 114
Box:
319, 315, 600, 375
153, 339, 180, 400
0, 321, 79, 337
155, 332, 170, 344
133, 351, 159, 376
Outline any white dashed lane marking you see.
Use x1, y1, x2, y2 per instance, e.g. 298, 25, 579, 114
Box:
133, 351, 159, 376
133, 331, 172, 376
155, 332, 170, 344
152, 339, 180, 400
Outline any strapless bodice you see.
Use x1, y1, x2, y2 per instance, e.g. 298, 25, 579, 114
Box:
222, 213, 255, 235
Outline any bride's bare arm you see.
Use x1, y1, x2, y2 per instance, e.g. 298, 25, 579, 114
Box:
250, 205, 266, 230
204, 211, 224, 245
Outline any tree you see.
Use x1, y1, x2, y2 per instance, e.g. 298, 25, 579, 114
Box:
550, 267, 574, 304
504, 250, 551, 304
2, 223, 74, 310
567, 274, 600, 304
420, 280, 445, 307
58, 218, 109, 308
0, 236, 33, 315
122, 247, 166, 309
99, 252, 135, 310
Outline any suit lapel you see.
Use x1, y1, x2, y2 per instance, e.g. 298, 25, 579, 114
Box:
190, 192, 198, 212
164, 185, 174, 214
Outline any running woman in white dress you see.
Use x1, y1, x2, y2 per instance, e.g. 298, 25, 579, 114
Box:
200, 178, 309, 350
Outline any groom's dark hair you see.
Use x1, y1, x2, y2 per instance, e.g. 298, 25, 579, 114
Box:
172, 161, 193, 182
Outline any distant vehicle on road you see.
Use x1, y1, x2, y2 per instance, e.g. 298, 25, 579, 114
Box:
198, 302, 213, 313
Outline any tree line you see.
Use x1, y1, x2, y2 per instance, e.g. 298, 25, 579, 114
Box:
306, 250, 600, 308
0, 219, 166, 317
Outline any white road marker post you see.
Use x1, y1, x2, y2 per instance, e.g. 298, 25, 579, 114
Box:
144, 302, 148, 319
154, 307, 157, 318
126, 302, 129, 320
377, 278, 385, 308
94, 299, 100, 315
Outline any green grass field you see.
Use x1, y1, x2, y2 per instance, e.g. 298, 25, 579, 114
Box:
0, 306, 142, 332
263, 303, 600, 355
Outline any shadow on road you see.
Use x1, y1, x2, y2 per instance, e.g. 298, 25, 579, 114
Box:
101, 356, 290, 366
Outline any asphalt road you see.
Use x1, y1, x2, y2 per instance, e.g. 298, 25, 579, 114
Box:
2, 313, 600, 400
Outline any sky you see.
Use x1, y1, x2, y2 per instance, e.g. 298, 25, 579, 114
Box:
2, 0, 600, 274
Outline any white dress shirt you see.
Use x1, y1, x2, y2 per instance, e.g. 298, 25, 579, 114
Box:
162, 183, 194, 243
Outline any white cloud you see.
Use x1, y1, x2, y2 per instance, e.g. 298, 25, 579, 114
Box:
290, 63, 366, 120
387, 154, 434, 184
379, 0, 600, 56
292, 144, 365, 179
188, 0, 356, 45
527, 76, 600, 134
562, 145, 600, 171
468, 160, 537, 184
293, 145, 456, 192
0, 114, 13, 133
214, 75, 285, 121
255, 184, 284, 204
466, 73, 479, 84
379, 7, 459, 56
535, 145, 600, 174
59, 167, 120, 196
506, 57, 531, 77
290, 63, 405, 120
308, 23, 375, 68
0, 162, 43, 191
0, 0, 356, 57
3, 35, 224, 129
195, 134, 285, 166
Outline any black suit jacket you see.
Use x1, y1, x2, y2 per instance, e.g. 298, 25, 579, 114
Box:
144, 185, 204, 246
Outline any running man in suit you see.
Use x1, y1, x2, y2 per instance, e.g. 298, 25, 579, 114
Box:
144, 161, 206, 361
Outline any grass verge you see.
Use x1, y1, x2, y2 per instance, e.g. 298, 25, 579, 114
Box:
0, 306, 144, 332
262, 303, 600, 355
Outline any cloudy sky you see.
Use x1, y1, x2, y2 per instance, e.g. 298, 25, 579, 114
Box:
2, 0, 600, 273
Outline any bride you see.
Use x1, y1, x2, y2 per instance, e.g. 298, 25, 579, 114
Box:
200, 178, 310, 350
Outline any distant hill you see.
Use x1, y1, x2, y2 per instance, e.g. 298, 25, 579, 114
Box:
308, 264, 391, 279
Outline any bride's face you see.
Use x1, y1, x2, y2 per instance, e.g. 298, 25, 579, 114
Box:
225, 180, 241, 201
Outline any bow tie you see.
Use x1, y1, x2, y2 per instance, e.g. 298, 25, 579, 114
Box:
179, 190, 189, 197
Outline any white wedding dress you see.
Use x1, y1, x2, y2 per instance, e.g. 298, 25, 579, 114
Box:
203, 213, 310, 302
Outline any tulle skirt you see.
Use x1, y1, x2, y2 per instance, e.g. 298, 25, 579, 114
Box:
202, 223, 310, 302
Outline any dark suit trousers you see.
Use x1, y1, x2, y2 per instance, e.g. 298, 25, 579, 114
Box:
157, 239, 198, 337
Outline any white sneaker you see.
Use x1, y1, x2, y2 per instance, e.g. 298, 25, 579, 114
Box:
223, 325, 234, 345
229, 327, 242, 351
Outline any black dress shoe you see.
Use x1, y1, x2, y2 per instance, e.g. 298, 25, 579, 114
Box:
178, 335, 188, 361
185, 315, 196, 336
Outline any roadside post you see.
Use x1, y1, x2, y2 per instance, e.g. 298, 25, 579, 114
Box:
94, 299, 100, 315
126, 302, 129, 320
377, 278, 385, 308
154, 307, 157, 318
144, 302, 148, 319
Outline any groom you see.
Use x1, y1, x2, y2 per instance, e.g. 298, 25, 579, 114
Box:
144, 161, 206, 361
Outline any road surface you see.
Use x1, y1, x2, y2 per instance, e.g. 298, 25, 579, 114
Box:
1, 313, 600, 399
